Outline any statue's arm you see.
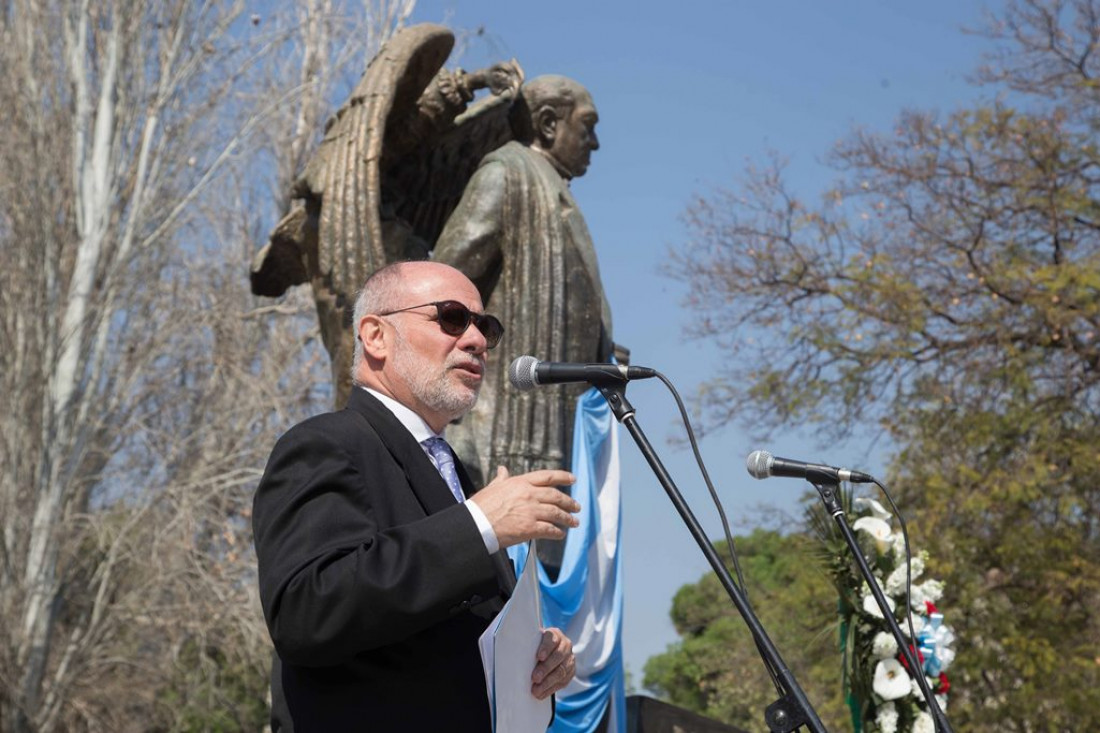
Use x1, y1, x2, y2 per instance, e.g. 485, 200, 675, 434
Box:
462, 60, 523, 98
433, 160, 508, 292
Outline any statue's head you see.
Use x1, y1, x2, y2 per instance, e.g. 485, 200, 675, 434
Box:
511, 75, 599, 179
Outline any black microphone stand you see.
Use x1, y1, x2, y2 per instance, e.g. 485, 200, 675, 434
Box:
595, 382, 828, 733
810, 480, 954, 733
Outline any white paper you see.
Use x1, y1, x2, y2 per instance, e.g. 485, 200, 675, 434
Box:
478, 543, 552, 732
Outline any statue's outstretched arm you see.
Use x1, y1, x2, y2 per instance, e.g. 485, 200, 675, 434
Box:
462, 60, 523, 98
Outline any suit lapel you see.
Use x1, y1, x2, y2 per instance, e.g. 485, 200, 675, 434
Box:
349, 389, 517, 595
347, 389, 459, 516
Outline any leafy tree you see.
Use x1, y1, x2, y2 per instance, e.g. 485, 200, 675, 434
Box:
664, 1, 1100, 729
644, 529, 849, 731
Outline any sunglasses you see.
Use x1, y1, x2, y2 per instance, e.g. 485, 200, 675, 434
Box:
378, 300, 504, 349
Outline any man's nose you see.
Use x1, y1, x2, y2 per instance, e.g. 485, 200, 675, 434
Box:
589, 131, 600, 150
458, 321, 488, 354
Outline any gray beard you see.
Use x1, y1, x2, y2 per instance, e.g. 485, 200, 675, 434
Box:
391, 331, 480, 423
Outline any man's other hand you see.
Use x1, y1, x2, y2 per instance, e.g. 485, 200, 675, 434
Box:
531, 627, 576, 700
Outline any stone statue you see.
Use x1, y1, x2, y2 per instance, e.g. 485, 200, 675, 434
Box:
250, 24, 523, 406
249, 29, 619, 569
433, 75, 616, 498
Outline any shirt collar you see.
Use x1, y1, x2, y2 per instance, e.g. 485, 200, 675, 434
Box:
360, 386, 442, 444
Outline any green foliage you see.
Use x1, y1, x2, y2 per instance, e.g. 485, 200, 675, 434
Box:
153, 638, 270, 733
888, 402, 1100, 729
663, 2, 1100, 729
643, 530, 849, 730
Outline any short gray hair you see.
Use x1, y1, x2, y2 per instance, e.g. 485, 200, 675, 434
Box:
350, 262, 412, 378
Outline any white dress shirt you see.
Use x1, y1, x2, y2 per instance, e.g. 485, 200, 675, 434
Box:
361, 387, 499, 554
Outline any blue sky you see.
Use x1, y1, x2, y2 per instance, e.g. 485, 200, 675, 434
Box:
412, 0, 995, 682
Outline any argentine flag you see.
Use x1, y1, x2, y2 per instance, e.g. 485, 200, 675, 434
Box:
510, 387, 625, 732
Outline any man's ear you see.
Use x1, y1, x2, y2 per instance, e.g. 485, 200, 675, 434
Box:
357, 314, 388, 361
534, 106, 558, 145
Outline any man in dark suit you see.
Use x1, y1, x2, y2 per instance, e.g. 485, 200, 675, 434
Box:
253, 261, 580, 731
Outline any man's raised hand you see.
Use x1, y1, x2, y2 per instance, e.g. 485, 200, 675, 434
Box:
469, 467, 579, 548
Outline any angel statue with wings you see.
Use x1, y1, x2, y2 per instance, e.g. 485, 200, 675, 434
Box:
251, 22, 617, 516
251, 25, 624, 728
250, 23, 523, 406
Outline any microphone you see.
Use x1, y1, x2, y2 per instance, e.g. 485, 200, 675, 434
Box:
508, 355, 657, 391
746, 449, 874, 484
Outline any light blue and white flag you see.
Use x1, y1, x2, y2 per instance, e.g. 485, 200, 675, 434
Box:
509, 387, 625, 732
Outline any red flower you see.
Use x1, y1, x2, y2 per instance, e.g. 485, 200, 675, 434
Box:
898, 645, 925, 672
925, 600, 939, 615
937, 672, 951, 695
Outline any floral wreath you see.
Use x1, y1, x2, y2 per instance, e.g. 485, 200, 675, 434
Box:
811, 492, 955, 733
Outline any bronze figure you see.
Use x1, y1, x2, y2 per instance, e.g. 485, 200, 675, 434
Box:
251, 30, 619, 575
434, 75, 615, 489
250, 24, 523, 406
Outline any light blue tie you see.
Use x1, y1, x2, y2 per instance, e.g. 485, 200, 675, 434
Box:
422, 436, 465, 503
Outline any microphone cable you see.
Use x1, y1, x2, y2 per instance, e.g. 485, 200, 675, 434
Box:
649, 370, 784, 695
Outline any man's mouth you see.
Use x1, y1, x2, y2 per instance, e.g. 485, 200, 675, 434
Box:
451, 360, 484, 379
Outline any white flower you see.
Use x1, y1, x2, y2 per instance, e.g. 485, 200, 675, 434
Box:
916, 579, 944, 605
872, 631, 898, 659
875, 701, 898, 733
884, 564, 909, 597
854, 496, 892, 521
872, 658, 911, 700
913, 710, 935, 733
853, 516, 893, 552
887, 550, 925, 589
936, 694, 948, 711
863, 592, 896, 618
937, 644, 956, 673
909, 582, 930, 609
891, 531, 907, 559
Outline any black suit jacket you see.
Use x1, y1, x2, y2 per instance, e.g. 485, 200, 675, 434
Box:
253, 388, 517, 732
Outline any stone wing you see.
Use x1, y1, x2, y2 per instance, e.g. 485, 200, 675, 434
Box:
388, 90, 517, 251
251, 23, 521, 301
307, 23, 454, 300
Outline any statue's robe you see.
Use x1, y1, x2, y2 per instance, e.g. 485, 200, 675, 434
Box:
434, 141, 613, 485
